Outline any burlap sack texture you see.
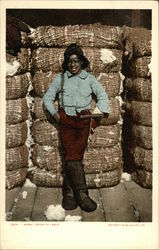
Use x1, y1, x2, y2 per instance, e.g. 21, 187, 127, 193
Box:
5, 24, 152, 189
122, 26, 152, 188
6, 145, 29, 171
29, 24, 124, 188
6, 30, 32, 189
125, 101, 152, 126
124, 78, 152, 102
30, 24, 123, 49
6, 73, 31, 100
123, 26, 151, 58
6, 98, 29, 124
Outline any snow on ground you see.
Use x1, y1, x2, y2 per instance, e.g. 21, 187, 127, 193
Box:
22, 191, 28, 199
44, 205, 65, 221
44, 204, 82, 222
65, 215, 82, 222
24, 217, 31, 221
120, 172, 131, 183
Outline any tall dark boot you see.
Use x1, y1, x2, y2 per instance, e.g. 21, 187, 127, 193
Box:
65, 161, 97, 212
62, 173, 78, 210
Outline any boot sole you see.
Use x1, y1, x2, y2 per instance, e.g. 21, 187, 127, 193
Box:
62, 203, 78, 210
80, 204, 97, 212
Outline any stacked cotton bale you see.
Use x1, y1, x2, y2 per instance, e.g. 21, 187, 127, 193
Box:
28, 24, 124, 188
6, 31, 32, 189
123, 27, 152, 188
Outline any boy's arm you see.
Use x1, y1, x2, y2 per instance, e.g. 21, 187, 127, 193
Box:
43, 74, 61, 118
91, 76, 110, 115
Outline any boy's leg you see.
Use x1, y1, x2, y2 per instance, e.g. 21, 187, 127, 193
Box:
62, 168, 78, 210
65, 160, 97, 212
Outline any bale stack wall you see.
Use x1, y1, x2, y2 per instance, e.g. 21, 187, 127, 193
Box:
6, 24, 152, 190
29, 24, 124, 188
6, 32, 32, 189
123, 26, 152, 188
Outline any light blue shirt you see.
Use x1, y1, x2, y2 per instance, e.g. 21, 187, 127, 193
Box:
43, 70, 110, 116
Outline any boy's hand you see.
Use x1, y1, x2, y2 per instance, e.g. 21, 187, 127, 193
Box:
103, 113, 109, 118
53, 112, 60, 124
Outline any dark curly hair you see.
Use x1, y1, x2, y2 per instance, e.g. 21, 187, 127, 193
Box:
62, 43, 89, 73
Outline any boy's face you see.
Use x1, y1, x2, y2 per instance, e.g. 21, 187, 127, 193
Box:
68, 54, 82, 75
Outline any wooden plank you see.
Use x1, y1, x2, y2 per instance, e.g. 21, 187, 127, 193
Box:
12, 186, 37, 221
5, 187, 21, 213
65, 206, 82, 221
58, 188, 82, 221
124, 181, 152, 222
31, 187, 60, 221
82, 189, 105, 222
100, 183, 138, 222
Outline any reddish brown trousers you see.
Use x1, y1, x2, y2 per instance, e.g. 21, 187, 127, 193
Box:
59, 109, 91, 161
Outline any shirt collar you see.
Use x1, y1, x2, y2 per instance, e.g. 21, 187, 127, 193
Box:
66, 70, 88, 79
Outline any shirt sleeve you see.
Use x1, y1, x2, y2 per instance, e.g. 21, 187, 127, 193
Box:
90, 75, 110, 114
42, 74, 61, 116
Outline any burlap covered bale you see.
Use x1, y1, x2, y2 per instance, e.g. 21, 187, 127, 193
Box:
6, 145, 29, 171
6, 121, 28, 148
132, 146, 152, 172
6, 168, 28, 189
33, 71, 58, 97
27, 167, 63, 187
125, 101, 152, 126
32, 120, 119, 148
6, 48, 31, 74
91, 97, 121, 125
17, 48, 31, 72
6, 98, 29, 124
33, 97, 120, 125
96, 72, 121, 97
30, 24, 123, 49
129, 56, 151, 78
6, 72, 31, 100
33, 143, 122, 174
86, 167, 122, 188
131, 169, 152, 189
78, 47, 123, 74
33, 97, 44, 119
32, 144, 63, 172
27, 166, 122, 188
88, 124, 120, 148
83, 144, 122, 174
132, 124, 152, 150
32, 48, 65, 72
93, 96, 122, 124
33, 71, 121, 98
32, 47, 122, 73
125, 77, 152, 102
123, 26, 151, 57
33, 97, 58, 120
32, 120, 60, 146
